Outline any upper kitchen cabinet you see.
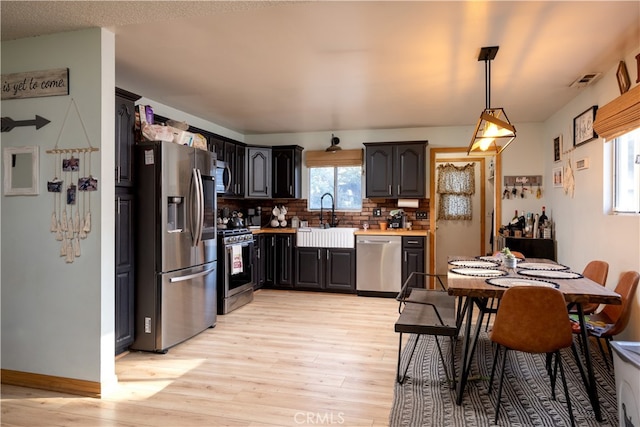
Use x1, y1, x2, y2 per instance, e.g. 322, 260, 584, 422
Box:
115, 88, 141, 187
246, 146, 272, 198
209, 136, 225, 161
364, 141, 427, 198
272, 145, 303, 199
222, 140, 246, 197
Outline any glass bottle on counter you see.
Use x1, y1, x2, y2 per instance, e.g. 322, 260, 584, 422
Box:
539, 206, 548, 238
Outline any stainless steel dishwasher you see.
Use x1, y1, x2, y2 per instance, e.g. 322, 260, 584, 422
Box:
356, 235, 402, 296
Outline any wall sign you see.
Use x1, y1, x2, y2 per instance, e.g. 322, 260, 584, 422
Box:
1, 68, 69, 100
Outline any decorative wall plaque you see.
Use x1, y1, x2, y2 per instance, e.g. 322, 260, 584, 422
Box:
1, 68, 69, 100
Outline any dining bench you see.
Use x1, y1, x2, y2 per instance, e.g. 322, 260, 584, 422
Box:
395, 273, 459, 384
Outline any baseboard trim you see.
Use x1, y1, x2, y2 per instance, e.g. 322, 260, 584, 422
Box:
1, 369, 101, 398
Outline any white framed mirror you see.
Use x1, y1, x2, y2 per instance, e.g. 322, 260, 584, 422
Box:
4, 146, 39, 196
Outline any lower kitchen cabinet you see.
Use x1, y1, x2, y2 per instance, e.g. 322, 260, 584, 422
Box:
260, 233, 295, 288
295, 247, 356, 292
401, 236, 425, 290
254, 235, 265, 289
115, 191, 135, 354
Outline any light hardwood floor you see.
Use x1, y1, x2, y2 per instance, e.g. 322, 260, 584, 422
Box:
1, 290, 400, 426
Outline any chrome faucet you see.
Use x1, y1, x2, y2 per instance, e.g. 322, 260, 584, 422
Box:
320, 192, 338, 228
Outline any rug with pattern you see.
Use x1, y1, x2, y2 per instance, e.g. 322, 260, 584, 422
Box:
389, 331, 618, 426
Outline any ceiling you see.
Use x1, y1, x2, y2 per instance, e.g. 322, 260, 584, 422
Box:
2, 1, 639, 135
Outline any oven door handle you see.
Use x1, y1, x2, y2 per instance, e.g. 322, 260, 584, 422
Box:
169, 267, 216, 283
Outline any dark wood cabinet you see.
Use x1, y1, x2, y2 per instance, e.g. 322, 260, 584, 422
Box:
295, 247, 356, 292
497, 236, 557, 261
222, 141, 246, 197
272, 145, 303, 199
246, 147, 272, 198
364, 141, 427, 198
115, 88, 140, 187
295, 247, 323, 289
275, 234, 295, 286
115, 192, 135, 354
254, 235, 266, 289
261, 233, 295, 287
209, 136, 225, 161
115, 88, 140, 355
402, 236, 425, 290
325, 248, 356, 292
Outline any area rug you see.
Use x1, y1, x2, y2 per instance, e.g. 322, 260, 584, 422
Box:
389, 330, 618, 426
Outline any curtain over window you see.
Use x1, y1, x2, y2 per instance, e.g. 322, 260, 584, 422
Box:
437, 163, 475, 220
593, 84, 640, 141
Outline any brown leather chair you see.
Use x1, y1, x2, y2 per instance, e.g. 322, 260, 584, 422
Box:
580, 260, 609, 314
489, 286, 575, 426
587, 271, 639, 367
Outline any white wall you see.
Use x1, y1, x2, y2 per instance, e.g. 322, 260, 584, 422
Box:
541, 49, 640, 341
1, 28, 116, 388
499, 123, 547, 224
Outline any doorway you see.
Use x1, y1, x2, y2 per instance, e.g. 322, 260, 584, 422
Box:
429, 148, 501, 283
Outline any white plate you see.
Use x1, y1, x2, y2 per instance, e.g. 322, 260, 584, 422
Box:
518, 269, 582, 279
450, 268, 507, 277
449, 260, 500, 268
517, 262, 568, 270
486, 277, 559, 289
478, 255, 523, 263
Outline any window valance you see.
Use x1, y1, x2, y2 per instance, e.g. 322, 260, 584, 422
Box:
305, 149, 363, 167
593, 84, 640, 141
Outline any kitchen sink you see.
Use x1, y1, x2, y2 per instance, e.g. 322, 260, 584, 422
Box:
296, 227, 358, 248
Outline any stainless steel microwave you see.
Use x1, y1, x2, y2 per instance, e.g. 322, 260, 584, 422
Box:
216, 160, 231, 194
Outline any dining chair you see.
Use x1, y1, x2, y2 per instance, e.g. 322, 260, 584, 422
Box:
579, 260, 609, 314
484, 250, 525, 331
489, 286, 576, 426
586, 270, 639, 368
395, 272, 459, 385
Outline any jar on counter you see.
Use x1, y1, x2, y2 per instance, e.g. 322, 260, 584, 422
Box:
291, 216, 300, 228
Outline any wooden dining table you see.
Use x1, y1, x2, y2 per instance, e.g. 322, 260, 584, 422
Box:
446, 256, 621, 422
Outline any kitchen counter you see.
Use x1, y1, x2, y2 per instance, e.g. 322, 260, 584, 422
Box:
354, 229, 429, 237
251, 227, 428, 237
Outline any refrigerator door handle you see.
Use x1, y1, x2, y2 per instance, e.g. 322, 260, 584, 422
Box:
191, 168, 204, 247
196, 168, 205, 245
169, 266, 216, 283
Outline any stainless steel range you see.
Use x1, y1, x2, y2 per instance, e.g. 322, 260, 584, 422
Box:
217, 228, 255, 314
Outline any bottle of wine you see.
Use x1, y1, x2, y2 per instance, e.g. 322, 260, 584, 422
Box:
539, 206, 548, 237
511, 209, 518, 223
539, 206, 548, 223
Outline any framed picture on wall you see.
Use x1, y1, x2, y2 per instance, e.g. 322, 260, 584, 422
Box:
553, 167, 563, 188
616, 61, 631, 94
553, 134, 562, 162
573, 105, 598, 147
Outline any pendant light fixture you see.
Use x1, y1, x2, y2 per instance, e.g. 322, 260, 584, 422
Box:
467, 46, 516, 156
326, 133, 342, 152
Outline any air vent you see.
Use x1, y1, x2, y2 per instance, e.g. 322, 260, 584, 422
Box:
569, 73, 602, 88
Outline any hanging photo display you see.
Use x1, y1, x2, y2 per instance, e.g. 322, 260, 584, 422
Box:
67, 184, 77, 205
46, 98, 99, 264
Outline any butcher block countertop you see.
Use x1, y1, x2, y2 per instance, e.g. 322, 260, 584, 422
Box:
251, 228, 429, 237
354, 229, 428, 237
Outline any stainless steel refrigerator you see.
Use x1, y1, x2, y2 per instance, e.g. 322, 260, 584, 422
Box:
131, 141, 217, 353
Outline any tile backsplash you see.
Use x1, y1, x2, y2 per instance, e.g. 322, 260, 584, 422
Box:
218, 198, 430, 230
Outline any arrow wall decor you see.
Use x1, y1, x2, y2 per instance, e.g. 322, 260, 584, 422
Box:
1, 115, 51, 132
